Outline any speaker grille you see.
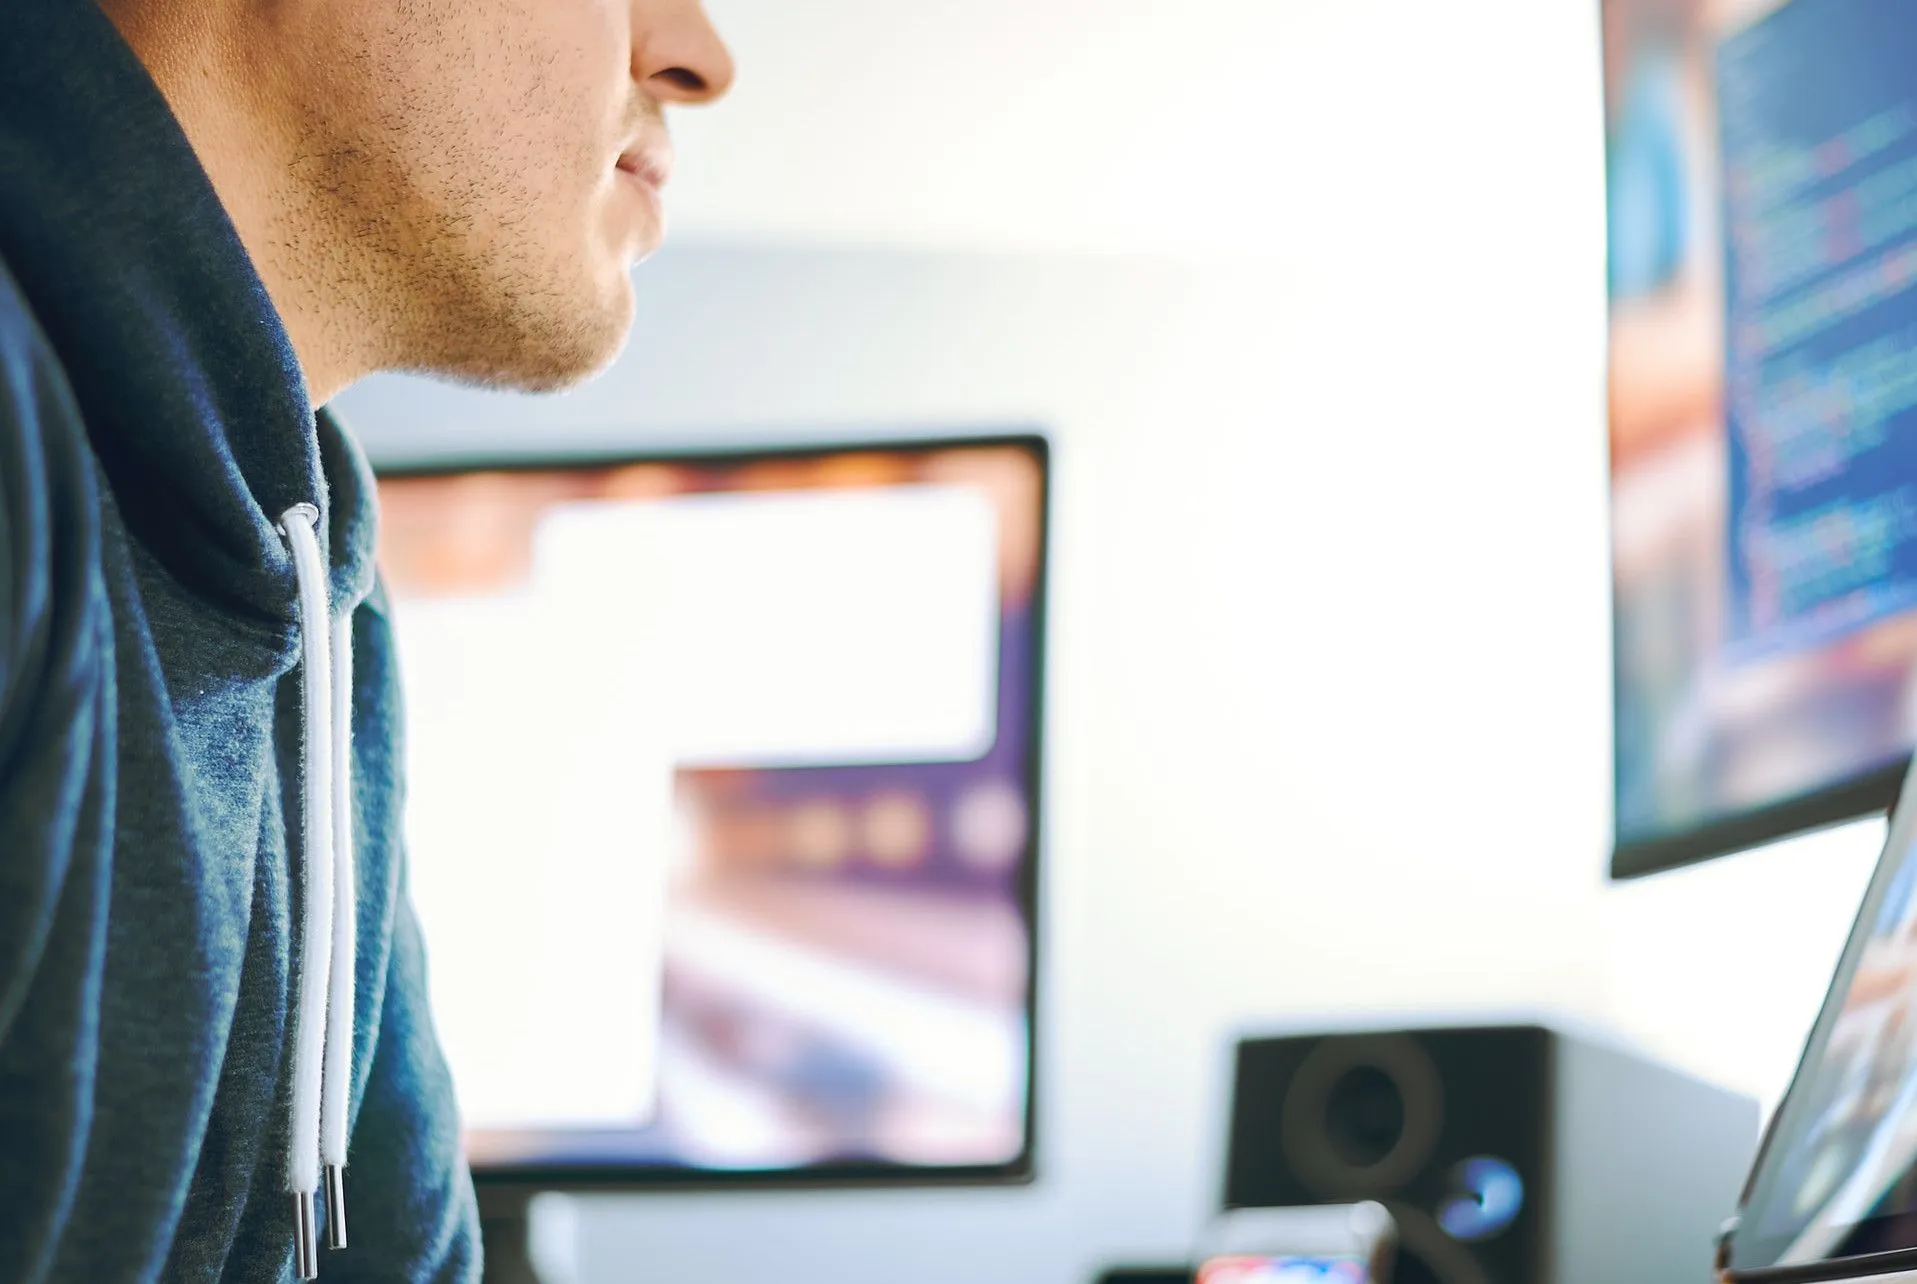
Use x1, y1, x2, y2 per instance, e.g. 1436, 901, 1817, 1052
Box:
1223, 1027, 1550, 1284
1280, 1034, 1444, 1196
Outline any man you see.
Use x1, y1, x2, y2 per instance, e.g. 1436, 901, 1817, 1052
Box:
0, 0, 733, 1277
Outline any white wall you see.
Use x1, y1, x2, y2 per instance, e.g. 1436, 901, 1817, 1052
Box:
342, 237, 1874, 1284
673, 0, 1620, 262
336, 0, 1894, 1278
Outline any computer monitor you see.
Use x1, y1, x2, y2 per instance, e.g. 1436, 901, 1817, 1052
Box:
1605, 0, 1917, 878
373, 433, 1046, 1187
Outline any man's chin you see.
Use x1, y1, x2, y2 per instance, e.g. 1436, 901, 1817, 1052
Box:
426, 283, 636, 393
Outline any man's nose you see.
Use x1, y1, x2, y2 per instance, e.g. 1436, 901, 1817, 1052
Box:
635, 0, 736, 105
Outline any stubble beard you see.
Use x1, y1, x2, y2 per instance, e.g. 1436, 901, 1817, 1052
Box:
281, 101, 633, 394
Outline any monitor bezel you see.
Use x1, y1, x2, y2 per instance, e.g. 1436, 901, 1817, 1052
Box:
1609, 760, 1906, 880
373, 429, 1050, 1192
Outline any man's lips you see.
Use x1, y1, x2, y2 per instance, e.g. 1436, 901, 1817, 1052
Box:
616, 142, 674, 189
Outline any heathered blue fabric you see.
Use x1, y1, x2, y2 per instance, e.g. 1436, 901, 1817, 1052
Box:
0, 0, 484, 1279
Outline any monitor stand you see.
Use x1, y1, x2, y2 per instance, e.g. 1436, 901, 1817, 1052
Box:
478, 1187, 557, 1284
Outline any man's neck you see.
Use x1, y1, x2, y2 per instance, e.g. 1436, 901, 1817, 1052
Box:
95, 0, 368, 405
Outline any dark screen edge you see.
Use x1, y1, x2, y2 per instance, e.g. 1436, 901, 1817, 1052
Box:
1611, 759, 1908, 881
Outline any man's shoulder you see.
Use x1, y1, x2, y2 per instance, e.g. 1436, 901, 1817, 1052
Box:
0, 249, 102, 606
0, 252, 78, 439
0, 250, 93, 481
0, 251, 43, 360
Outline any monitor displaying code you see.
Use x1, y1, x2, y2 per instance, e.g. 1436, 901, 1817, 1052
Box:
1720, 2, 1917, 659
1606, 0, 1917, 870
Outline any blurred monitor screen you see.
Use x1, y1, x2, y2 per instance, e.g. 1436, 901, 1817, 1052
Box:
374, 435, 1046, 1184
1729, 756, 1917, 1270
1605, 0, 1917, 877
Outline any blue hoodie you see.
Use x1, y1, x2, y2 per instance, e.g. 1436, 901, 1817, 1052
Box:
0, 0, 482, 1279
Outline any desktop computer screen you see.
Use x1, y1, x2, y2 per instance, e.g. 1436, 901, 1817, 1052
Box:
1606, 0, 1917, 877
373, 434, 1046, 1184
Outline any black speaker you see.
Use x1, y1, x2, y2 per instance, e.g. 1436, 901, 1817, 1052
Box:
1221, 1025, 1759, 1284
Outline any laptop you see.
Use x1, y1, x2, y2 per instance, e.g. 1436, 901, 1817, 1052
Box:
1721, 755, 1917, 1282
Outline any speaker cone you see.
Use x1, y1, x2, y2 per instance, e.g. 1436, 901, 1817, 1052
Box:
1281, 1034, 1443, 1196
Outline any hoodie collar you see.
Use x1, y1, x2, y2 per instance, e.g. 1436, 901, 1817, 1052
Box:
0, 0, 376, 630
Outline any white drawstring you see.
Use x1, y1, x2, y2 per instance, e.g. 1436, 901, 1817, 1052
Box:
279, 503, 356, 1279
322, 609, 357, 1251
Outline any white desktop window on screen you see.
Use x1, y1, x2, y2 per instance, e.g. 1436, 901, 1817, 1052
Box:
392, 483, 1003, 1134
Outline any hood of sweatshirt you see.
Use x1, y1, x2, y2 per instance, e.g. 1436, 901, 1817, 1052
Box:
0, 0, 376, 620
0, 0, 471, 1278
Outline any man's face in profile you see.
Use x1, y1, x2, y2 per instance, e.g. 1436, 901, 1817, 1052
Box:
292, 0, 733, 391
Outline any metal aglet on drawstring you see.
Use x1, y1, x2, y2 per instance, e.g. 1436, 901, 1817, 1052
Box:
293, 1189, 319, 1280
326, 1164, 348, 1249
